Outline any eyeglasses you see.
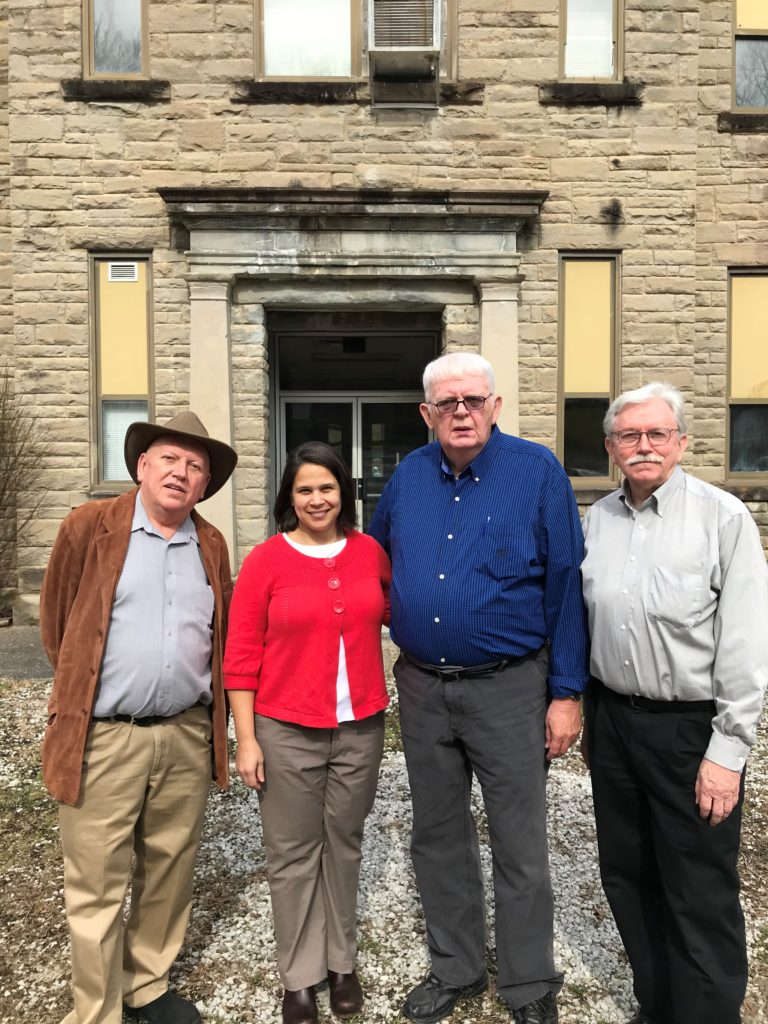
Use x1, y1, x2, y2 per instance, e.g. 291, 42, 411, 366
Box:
430, 394, 491, 416
611, 427, 679, 448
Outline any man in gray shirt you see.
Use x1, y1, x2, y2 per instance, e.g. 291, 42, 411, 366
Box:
40, 412, 237, 1024
581, 382, 768, 1024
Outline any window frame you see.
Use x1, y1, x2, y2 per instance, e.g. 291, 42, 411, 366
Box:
732, 0, 768, 112
253, 0, 457, 82
89, 253, 154, 492
83, 0, 149, 80
557, 251, 622, 488
559, 0, 623, 83
726, 267, 768, 482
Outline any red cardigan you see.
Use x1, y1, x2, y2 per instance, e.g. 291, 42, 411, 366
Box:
223, 531, 391, 728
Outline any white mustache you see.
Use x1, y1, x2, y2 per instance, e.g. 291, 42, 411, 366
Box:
627, 454, 664, 466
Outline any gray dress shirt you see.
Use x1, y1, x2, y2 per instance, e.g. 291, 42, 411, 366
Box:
582, 466, 768, 771
93, 493, 215, 718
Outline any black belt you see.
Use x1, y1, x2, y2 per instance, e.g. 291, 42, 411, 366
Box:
601, 685, 715, 715
92, 704, 204, 727
403, 651, 532, 680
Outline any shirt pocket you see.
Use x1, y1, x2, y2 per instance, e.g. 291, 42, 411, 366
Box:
480, 526, 536, 581
647, 566, 705, 629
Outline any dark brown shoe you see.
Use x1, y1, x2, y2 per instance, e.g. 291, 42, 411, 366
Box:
328, 969, 364, 1019
282, 988, 318, 1024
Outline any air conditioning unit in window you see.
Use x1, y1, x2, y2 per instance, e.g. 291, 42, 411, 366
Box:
368, 0, 442, 109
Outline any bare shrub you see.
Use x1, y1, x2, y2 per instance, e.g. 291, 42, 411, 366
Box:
0, 366, 52, 614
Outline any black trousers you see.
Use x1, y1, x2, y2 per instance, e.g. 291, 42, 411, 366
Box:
587, 682, 747, 1024
395, 650, 563, 1011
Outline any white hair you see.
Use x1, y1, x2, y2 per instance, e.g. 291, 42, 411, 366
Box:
604, 382, 687, 436
422, 352, 495, 402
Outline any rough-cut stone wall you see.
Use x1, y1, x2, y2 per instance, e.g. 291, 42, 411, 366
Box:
8, 0, 768, 614
695, 1, 768, 544
0, 1, 10, 366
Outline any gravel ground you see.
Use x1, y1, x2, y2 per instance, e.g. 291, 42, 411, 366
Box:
0, 674, 766, 1024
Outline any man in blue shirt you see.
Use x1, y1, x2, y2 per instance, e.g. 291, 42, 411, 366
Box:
369, 353, 588, 1024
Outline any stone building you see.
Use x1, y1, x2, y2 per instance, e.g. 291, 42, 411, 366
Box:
3, 0, 768, 620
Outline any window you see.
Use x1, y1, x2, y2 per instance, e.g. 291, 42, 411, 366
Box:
734, 0, 768, 109
254, 0, 456, 81
256, 0, 361, 78
93, 257, 152, 484
84, 0, 148, 78
561, 0, 620, 80
559, 255, 619, 481
728, 271, 768, 474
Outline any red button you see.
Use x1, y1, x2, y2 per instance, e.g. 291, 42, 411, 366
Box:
328, 577, 341, 590
323, 558, 336, 568
332, 600, 345, 614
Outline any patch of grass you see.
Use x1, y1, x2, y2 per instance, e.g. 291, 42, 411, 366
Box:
0, 779, 57, 871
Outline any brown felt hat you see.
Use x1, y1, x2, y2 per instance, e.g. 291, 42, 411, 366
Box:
124, 411, 238, 501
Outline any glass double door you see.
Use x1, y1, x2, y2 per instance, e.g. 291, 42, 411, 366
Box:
280, 394, 428, 529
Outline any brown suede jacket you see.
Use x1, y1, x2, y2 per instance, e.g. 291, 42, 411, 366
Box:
39, 487, 233, 805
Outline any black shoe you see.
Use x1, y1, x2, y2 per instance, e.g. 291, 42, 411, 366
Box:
401, 971, 489, 1024
124, 991, 201, 1024
511, 992, 558, 1024
328, 969, 364, 1018
282, 987, 319, 1024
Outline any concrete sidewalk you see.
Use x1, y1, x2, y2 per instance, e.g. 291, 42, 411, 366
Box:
0, 624, 52, 679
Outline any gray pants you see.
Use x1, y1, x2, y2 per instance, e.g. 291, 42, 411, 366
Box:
395, 650, 563, 1011
256, 712, 385, 991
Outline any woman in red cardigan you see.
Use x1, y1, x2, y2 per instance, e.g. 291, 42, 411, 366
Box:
224, 441, 391, 1024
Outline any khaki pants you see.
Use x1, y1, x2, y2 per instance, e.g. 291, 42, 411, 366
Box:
58, 706, 212, 1024
256, 712, 385, 991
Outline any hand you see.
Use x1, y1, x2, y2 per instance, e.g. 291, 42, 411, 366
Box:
545, 698, 582, 761
236, 739, 266, 790
695, 757, 741, 826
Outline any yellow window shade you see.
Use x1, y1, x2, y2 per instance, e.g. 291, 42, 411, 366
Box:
98, 261, 149, 395
563, 259, 612, 394
736, 0, 768, 29
731, 275, 768, 399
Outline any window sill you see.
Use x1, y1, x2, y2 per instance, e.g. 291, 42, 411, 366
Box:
570, 482, 618, 503
717, 111, 768, 133
725, 481, 768, 500
538, 80, 644, 107
231, 79, 484, 106
60, 79, 171, 103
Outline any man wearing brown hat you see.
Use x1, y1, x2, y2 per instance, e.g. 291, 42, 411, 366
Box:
40, 412, 238, 1024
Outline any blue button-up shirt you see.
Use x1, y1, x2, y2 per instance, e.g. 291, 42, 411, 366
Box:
368, 427, 589, 697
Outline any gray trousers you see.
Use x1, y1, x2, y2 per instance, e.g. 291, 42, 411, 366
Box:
395, 650, 563, 1010
255, 712, 385, 991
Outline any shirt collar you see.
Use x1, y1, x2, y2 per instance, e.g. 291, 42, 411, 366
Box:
132, 492, 199, 544
439, 424, 501, 481
619, 464, 685, 517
